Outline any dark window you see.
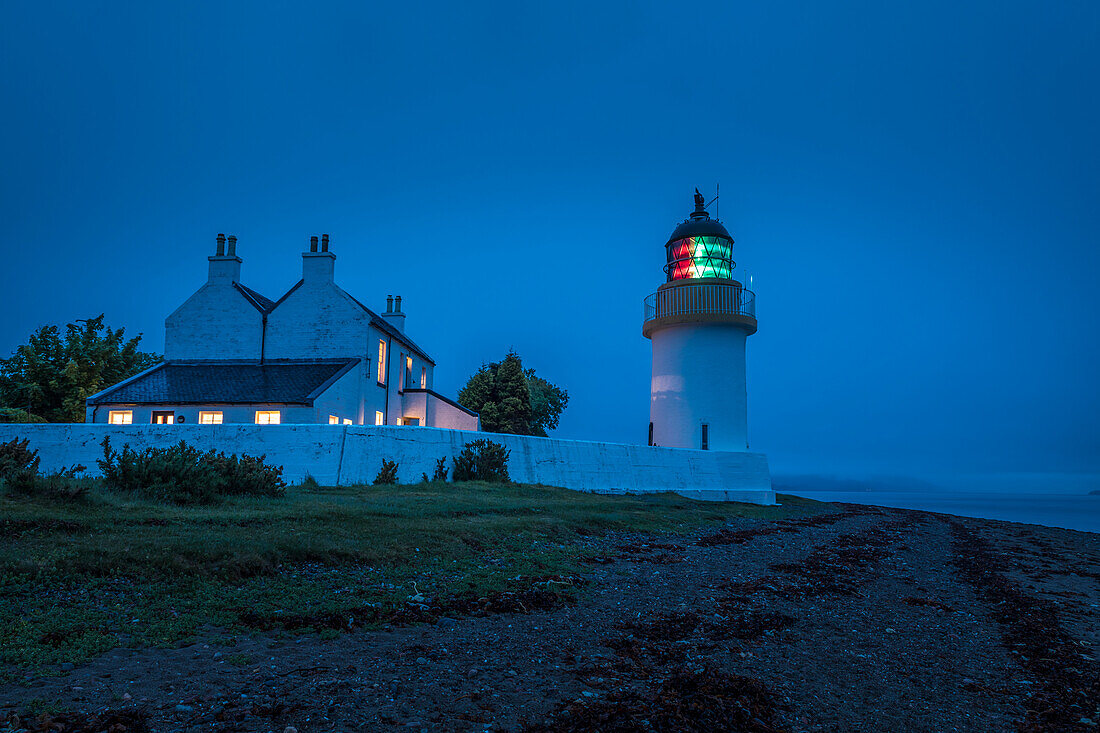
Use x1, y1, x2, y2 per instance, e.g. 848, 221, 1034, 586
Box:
152, 411, 175, 425
701, 423, 709, 450
648, 422, 654, 446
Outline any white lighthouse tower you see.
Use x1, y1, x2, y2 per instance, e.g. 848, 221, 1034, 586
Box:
643, 190, 757, 451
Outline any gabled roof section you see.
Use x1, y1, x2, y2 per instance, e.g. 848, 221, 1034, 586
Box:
233, 283, 276, 313
343, 291, 436, 365
87, 359, 360, 406
266, 279, 436, 365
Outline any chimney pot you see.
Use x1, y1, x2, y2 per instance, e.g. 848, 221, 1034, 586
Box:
208, 234, 241, 282
310, 235, 318, 253
321, 234, 329, 252
381, 295, 407, 332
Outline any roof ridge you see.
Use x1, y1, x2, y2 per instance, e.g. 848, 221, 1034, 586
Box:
342, 288, 436, 365
233, 282, 277, 313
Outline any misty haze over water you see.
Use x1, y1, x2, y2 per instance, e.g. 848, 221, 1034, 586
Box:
775, 473, 1100, 534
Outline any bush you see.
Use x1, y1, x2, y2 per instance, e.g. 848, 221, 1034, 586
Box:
0, 438, 40, 481
433, 457, 449, 482
4, 467, 90, 502
97, 437, 285, 505
451, 439, 510, 483
373, 459, 399, 485
204, 452, 286, 498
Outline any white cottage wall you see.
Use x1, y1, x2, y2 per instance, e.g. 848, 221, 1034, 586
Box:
311, 359, 369, 425
164, 283, 264, 360
264, 281, 374, 360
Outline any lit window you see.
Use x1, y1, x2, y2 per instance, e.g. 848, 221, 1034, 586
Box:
405, 356, 412, 390
255, 410, 281, 425
329, 415, 339, 425
199, 411, 223, 425
343, 418, 352, 425
151, 411, 175, 424
108, 410, 132, 425
420, 366, 427, 389
374, 410, 384, 426
377, 340, 387, 383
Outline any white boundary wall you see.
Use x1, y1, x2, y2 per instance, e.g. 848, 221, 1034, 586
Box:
0, 425, 774, 504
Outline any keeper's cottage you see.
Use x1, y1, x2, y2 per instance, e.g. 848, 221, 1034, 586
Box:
85, 234, 479, 430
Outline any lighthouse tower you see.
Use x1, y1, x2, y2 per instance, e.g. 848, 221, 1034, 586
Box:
643, 190, 758, 451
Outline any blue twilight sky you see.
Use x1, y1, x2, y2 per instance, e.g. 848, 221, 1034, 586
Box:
1, 1, 1098, 484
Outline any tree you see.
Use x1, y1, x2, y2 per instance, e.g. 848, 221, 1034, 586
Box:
457, 352, 568, 436
525, 368, 569, 437
0, 315, 161, 423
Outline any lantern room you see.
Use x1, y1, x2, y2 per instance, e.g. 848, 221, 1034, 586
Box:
664, 189, 735, 281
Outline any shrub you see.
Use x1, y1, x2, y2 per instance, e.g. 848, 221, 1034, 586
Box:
451, 439, 510, 483
373, 459, 399, 486
98, 438, 215, 504
4, 467, 90, 502
97, 437, 285, 505
204, 452, 286, 498
432, 456, 449, 482
0, 438, 40, 481
299, 473, 321, 490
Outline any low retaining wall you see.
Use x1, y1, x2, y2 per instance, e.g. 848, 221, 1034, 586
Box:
0, 424, 774, 504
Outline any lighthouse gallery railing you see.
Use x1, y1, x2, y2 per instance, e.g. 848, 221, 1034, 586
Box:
643, 281, 756, 322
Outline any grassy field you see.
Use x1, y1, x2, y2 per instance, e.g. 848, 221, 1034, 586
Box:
0, 482, 823, 678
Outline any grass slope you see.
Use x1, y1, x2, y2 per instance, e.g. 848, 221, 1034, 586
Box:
0, 482, 822, 678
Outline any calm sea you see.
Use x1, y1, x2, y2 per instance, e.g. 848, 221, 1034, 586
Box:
779, 490, 1100, 534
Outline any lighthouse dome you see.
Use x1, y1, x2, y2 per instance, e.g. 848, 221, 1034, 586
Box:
667, 216, 732, 243
664, 190, 735, 282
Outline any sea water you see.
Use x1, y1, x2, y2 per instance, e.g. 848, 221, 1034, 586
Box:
780, 490, 1100, 534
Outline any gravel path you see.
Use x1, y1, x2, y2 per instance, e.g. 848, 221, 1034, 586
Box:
2, 505, 1097, 732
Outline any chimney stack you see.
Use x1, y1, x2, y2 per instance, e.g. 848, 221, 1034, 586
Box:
302, 233, 335, 284
208, 232, 241, 283
382, 294, 407, 332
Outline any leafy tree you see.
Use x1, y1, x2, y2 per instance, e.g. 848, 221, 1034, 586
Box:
458, 352, 568, 436
525, 368, 569, 437
0, 407, 47, 424
0, 315, 161, 423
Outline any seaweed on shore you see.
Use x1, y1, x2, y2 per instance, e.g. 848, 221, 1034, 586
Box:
523, 668, 788, 733
2, 708, 149, 733
695, 509, 868, 548
951, 522, 1100, 732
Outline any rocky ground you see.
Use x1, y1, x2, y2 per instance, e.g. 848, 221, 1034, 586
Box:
1, 504, 1097, 732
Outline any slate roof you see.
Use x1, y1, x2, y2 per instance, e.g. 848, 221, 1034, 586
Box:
87, 359, 360, 406
234, 282, 277, 312
344, 291, 436, 365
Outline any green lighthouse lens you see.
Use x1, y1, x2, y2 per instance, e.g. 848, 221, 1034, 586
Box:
667, 235, 733, 281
